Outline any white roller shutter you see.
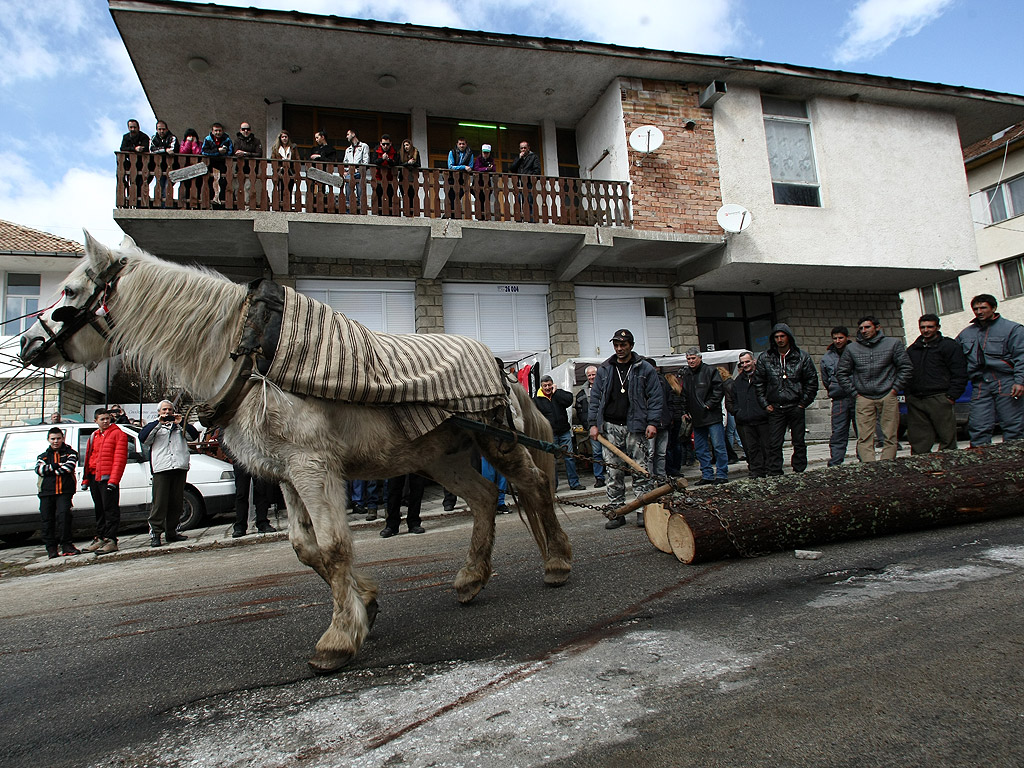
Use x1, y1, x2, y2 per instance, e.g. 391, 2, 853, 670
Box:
575, 287, 671, 357
443, 284, 550, 353
295, 280, 415, 334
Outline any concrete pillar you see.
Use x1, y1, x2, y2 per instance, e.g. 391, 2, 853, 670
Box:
415, 278, 445, 334
411, 107, 429, 162
547, 282, 579, 366
541, 117, 559, 177
265, 101, 284, 156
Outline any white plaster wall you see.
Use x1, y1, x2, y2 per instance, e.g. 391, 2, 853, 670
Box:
714, 86, 978, 274
575, 79, 629, 182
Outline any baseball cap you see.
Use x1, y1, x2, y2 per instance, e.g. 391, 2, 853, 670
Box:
481, 143, 492, 152
610, 329, 634, 343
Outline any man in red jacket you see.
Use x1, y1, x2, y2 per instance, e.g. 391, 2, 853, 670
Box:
81, 409, 129, 554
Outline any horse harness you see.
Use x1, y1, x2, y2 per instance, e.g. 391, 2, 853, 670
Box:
30, 258, 129, 365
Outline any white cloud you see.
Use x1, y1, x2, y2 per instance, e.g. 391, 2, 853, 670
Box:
0, 153, 124, 245
834, 0, 956, 65
0, 0, 106, 86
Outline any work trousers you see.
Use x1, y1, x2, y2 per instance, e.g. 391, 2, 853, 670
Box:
736, 421, 770, 478
855, 391, 899, 462
149, 468, 187, 536
602, 422, 647, 507
89, 481, 121, 541
828, 396, 855, 466
39, 494, 74, 550
906, 392, 957, 454
968, 374, 1024, 446
767, 406, 807, 476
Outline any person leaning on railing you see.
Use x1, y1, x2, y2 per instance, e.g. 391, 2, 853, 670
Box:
119, 118, 150, 205
177, 128, 202, 207
398, 138, 421, 212
149, 120, 178, 207
509, 140, 541, 221
270, 130, 296, 204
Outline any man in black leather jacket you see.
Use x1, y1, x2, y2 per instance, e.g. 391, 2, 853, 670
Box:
753, 323, 819, 475
679, 348, 728, 485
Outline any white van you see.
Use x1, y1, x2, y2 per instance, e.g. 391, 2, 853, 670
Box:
0, 422, 235, 544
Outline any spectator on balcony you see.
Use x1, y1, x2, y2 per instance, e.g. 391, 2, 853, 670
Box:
119, 119, 150, 205
398, 138, 421, 212
177, 128, 202, 207
342, 129, 369, 211
201, 122, 234, 208
149, 120, 177, 207
446, 137, 474, 217
510, 140, 541, 221
309, 130, 336, 163
234, 121, 263, 209
471, 143, 496, 217
271, 130, 296, 205
372, 134, 398, 215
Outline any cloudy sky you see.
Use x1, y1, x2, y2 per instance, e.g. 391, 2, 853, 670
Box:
1, 0, 1021, 244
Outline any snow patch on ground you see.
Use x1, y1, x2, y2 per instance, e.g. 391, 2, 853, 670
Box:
98, 629, 755, 768
981, 545, 1024, 568
808, 562, 1007, 608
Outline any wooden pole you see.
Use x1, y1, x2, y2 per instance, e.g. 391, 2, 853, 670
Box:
665, 442, 1024, 564
596, 434, 649, 476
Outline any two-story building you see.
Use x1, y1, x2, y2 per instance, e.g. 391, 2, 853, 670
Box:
0, 220, 105, 425
107, 0, 1024, 434
901, 121, 1024, 339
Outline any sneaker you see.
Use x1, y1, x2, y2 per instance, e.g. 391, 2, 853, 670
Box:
569, 484, 587, 491
61, 545, 82, 556
98, 539, 118, 554
594, 479, 606, 488
379, 527, 398, 538
496, 504, 509, 514
83, 537, 104, 552
636, 511, 645, 528
165, 533, 188, 543
605, 516, 626, 530
408, 525, 425, 534
365, 510, 378, 522
256, 524, 277, 533
150, 534, 163, 548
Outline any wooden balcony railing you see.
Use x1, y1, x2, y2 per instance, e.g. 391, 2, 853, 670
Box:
115, 153, 632, 227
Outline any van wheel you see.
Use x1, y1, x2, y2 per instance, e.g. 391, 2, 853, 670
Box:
0, 531, 33, 545
178, 488, 207, 531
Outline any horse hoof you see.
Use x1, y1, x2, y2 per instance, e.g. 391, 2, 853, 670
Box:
454, 567, 488, 603
544, 560, 571, 587
307, 649, 355, 675
365, 598, 379, 629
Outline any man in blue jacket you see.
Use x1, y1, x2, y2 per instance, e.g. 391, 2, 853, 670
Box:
588, 329, 663, 529
956, 294, 1024, 445
820, 326, 855, 466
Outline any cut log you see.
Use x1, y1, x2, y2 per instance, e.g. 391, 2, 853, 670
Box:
644, 501, 673, 553
666, 442, 1024, 564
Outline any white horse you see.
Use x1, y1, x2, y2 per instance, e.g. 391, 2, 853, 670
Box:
19, 234, 571, 673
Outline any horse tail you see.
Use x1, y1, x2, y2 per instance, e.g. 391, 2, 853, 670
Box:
509, 383, 556, 556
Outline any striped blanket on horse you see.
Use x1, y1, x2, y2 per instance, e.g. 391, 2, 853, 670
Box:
266, 287, 508, 439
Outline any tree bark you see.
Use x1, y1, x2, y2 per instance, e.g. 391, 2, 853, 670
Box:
665, 442, 1024, 564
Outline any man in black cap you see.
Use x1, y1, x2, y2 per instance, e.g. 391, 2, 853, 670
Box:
588, 329, 664, 529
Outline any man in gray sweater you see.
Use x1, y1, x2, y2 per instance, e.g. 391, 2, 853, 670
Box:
836, 315, 913, 462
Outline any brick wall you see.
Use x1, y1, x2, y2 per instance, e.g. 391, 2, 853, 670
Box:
774, 290, 906, 439
415, 279, 444, 334
620, 78, 722, 234
0, 377, 104, 427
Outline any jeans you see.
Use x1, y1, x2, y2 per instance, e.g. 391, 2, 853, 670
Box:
647, 429, 669, 480
589, 438, 605, 482
553, 431, 582, 488
351, 479, 380, 510
767, 406, 807, 475
828, 397, 855, 466
480, 457, 507, 506
693, 422, 728, 480
968, 374, 1024, 446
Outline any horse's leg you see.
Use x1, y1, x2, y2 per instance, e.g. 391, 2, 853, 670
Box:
423, 453, 500, 603
481, 440, 573, 587
284, 464, 377, 674
279, 481, 380, 628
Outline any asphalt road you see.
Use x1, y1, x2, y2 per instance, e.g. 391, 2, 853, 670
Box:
2, 506, 1023, 768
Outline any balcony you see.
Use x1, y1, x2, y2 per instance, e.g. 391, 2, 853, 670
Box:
113, 153, 722, 281
115, 153, 631, 227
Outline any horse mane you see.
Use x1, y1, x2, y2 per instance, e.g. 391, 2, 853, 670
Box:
108, 250, 247, 395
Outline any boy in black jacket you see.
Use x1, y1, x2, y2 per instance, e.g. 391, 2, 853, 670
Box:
36, 427, 80, 558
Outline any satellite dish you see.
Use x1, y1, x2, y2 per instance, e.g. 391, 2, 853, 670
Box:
717, 204, 752, 233
629, 125, 665, 154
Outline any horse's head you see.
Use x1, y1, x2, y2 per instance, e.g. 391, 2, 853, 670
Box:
19, 232, 140, 370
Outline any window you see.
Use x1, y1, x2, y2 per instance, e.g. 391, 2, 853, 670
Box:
972, 174, 1024, 226
762, 96, 820, 207
0, 432, 45, 472
695, 292, 776, 354
427, 118, 541, 172
999, 257, 1024, 299
4, 273, 40, 334
282, 105, 411, 159
919, 278, 963, 315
